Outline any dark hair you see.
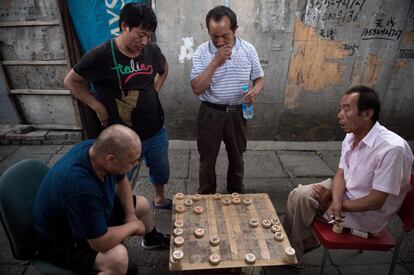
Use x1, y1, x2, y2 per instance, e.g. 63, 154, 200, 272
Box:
346, 85, 381, 122
119, 3, 157, 32
206, 5, 238, 31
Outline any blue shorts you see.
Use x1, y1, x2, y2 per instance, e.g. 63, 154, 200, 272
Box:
141, 127, 170, 184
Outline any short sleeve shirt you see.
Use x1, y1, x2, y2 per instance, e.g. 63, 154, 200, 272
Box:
74, 40, 166, 140
190, 37, 264, 105
338, 122, 413, 233
33, 140, 125, 241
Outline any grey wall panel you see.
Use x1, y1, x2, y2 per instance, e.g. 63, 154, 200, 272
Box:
0, 0, 59, 22
155, 0, 224, 139
15, 94, 79, 125
4, 65, 68, 89
0, 26, 66, 60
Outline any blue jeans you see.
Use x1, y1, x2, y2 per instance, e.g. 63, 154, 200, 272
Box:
140, 127, 170, 184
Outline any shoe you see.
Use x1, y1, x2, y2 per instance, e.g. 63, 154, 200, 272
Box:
152, 199, 172, 210
141, 233, 170, 250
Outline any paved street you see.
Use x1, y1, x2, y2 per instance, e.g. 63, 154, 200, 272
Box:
0, 141, 413, 275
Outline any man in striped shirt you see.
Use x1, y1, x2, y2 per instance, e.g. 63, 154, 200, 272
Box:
190, 6, 265, 194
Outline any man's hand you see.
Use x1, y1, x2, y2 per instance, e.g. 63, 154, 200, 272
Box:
311, 184, 332, 211
95, 103, 110, 127
243, 89, 259, 104
127, 216, 145, 236
213, 44, 232, 66
327, 200, 343, 222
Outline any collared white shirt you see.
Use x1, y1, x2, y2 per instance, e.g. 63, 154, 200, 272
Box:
190, 37, 264, 105
338, 122, 413, 233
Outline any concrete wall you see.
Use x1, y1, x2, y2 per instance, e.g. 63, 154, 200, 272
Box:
155, 0, 414, 141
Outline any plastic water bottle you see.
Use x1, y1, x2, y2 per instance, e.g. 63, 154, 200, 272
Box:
241, 84, 254, 119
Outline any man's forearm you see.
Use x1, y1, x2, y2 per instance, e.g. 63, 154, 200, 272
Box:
88, 222, 138, 252
64, 70, 104, 112
154, 62, 169, 92
342, 189, 388, 212
116, 177, 135, 219
191, 60, 220, 95
331, 169, 346, 204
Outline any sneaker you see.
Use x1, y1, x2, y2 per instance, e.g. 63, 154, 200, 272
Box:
141, 233, 170, 250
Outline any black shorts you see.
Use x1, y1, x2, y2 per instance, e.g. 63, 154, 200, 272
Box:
35, 196, 136, 274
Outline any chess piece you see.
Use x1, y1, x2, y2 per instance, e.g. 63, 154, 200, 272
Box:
175, 193, 184, 200
274, 232, 284, 242
194, 228, 205, 238
174, 236, 184, 247
193, 194, 202, 201
174, 219, 184, 228
243, 197, 252, 205
232, 197, 241, 205
210, 236, 220, 246
184, 199, 193, 207
245, 253, 256, 264
213, 193, 222, 200
249, 218, 259, 228
193, 206, 204, 215
271, 224, 282, 233
175, 205, 185, 214
173, 227, 184, 236
262, 219, 272, 229
283, 247, 296, 264
332, 222, 343, 234
209, 253, 221, 265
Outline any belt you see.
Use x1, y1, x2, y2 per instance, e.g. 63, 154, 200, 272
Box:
202, 101, 241, 112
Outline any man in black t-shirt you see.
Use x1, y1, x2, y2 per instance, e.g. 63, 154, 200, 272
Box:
64, 3, 172, 209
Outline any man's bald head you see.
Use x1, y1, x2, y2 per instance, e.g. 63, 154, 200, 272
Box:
93, 124, 141, 157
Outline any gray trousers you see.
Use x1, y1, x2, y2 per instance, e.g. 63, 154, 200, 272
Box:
282, 178, 332, 258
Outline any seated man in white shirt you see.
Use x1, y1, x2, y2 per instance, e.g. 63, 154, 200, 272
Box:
282, 85, 413, 260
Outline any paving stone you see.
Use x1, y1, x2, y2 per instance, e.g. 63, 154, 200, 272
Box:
21, 140, 42, 145
138, 149, 190, 179
0, 264, 29, 275
278, 151, 335, 177
47, 154, 64, 167
0, 222, 14, 264
0, 145, 20, 161
14, 145, 62, 155
24, 131, 47, 140
0, 154, 52, 175
0, 139, 11, 145
189, 149, 287, 179
11, 125, 33, 134
4, 132, 26, 140
134, 178, 187, 201
45, 131, 67, 140
338, 263, 412, 275
58, 145, 75, 154
317, 150, 341, 172
291, 177, 331, 187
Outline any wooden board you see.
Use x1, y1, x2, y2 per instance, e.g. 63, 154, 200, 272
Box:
169, 193, 298, 271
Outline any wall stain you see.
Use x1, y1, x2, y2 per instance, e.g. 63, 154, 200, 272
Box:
283, 19, 346, 109
351, 54, 384, 87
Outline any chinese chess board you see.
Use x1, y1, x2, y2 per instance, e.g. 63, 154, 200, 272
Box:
169, 193, 298, 271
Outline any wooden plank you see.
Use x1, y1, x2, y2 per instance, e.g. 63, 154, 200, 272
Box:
169, 193, 297, 271
0, 20, 59, 27
29, 124, 82, 130
2, 60, 68, 66
0, 25, 66, 61
10, 89, 71, 95
0, 0, 59, 22
14, 94, 80, 126
4, 65, 68, 89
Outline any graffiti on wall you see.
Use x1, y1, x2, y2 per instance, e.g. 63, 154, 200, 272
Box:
361, 16, 403, 41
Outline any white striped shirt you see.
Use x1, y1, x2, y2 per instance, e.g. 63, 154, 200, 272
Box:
190, 37, 264, 105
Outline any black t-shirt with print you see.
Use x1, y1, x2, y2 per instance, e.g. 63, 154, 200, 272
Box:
73, 40, 166, 140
